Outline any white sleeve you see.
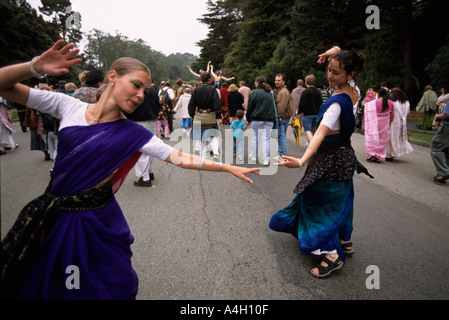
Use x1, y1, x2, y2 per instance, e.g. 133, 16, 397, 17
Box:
320, 102, 341, 130
140, 136, 173, 161
27, 88, 89, 129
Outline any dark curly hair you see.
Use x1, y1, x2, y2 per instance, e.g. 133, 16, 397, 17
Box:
329, 50, 366, 80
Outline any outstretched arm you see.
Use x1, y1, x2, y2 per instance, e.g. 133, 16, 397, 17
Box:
165, 149, 260, 184
0, 40, 81, 105
221, 76, 235, 81
276, 124, 330, 168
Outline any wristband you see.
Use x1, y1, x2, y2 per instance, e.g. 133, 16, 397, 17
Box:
199, 158, 204, 171
298, 158, 303, 169
307, 146, 317, 154
333, 46, 341, 53
30, 56, 47, 79
219, 162, 223, 172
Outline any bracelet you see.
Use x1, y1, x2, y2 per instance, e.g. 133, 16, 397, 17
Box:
199, 158, 204, 171
333, 46, 341, 53
307, 146, 317, 154
298, 158, 303, 169
219, 162, 223, 172
30, 56, 47, 79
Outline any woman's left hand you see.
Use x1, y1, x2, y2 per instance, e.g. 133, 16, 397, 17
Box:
228, 166, 261, 184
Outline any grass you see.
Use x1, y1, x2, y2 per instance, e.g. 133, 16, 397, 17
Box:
10, 111, 19, 122
408, 129, 435, 144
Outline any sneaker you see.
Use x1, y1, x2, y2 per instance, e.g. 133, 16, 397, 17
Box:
263, 160, 269, 166
149, 173, 155, 181
134, 177, 152, 187
238, 155, 244, 161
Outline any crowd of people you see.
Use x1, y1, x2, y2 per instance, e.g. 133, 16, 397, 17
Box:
0, 39, 448, 300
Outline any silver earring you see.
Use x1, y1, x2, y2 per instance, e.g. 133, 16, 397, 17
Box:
111, 82, 114, 87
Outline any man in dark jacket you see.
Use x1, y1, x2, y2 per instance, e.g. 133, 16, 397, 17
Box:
298, 74, 323, 144
123, 84, 160, 187
188, 72, 222, 160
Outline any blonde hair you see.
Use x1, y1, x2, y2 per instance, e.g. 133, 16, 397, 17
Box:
228, 84, 238, 92
65, 82, 77, 93
104, 57, 151, 85
305, 74, 315, 85
78, 70, 88, 83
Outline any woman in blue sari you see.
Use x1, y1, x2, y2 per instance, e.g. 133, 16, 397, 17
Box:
0, 40, 260, 299
270, 47, 373, 278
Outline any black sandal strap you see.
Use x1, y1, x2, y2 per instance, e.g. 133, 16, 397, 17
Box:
315, 256, 343, 275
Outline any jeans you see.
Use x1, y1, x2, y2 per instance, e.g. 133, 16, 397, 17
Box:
234, 137, 244, 157
250, 121, 273, 162
302, 115, 317, 132
277, 118, 290, 156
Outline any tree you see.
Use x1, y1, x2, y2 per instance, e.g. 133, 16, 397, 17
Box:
426, 35, 449, 91
193, 0, 447, 103
82, 29, 198, 86
0, 0, 59, 67
39, 0, 82, 44
224, 0, 296, 85
192, 0, 242, 74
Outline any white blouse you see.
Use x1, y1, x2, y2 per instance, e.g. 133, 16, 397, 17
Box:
26, 88, 173, 161
320, 101, 358, 131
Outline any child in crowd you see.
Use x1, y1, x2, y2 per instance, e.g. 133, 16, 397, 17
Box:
157, 95, 172, 139
230, 109, 247, 161
173, 87, 192, 138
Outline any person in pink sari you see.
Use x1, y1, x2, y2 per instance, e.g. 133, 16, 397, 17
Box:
364, 88, 394, 162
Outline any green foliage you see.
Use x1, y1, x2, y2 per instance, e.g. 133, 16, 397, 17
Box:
1, 1, 198, 87
0, 0, 59, 66
82, 29, 198, 85
192, 0, 243, 73
195, 0, 449, 99
426, 35, 449, 91
39, 0, 82, 44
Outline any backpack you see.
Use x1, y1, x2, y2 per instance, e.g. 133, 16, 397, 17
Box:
159, 88, 173, 108
40, 112, 60, 134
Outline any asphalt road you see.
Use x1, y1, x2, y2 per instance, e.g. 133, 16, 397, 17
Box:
1, 119, 448, 301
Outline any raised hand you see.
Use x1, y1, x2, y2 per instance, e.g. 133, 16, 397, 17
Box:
32, 40, 82, 76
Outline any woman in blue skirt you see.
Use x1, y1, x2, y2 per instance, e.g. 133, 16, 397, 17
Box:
270, 47, 373, 278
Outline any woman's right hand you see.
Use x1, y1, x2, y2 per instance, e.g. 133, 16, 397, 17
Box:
33, 40, 82, 76
275, 156, 301, 168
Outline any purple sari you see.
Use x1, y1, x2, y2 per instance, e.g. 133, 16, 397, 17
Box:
20, 120, 152, 300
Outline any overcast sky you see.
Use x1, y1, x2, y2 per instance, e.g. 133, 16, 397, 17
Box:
27, 0, 210, 56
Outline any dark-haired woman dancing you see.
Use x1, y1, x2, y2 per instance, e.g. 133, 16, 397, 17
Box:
270, 46, 373, 278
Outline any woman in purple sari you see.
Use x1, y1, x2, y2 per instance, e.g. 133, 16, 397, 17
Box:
0, 41, 260, 299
